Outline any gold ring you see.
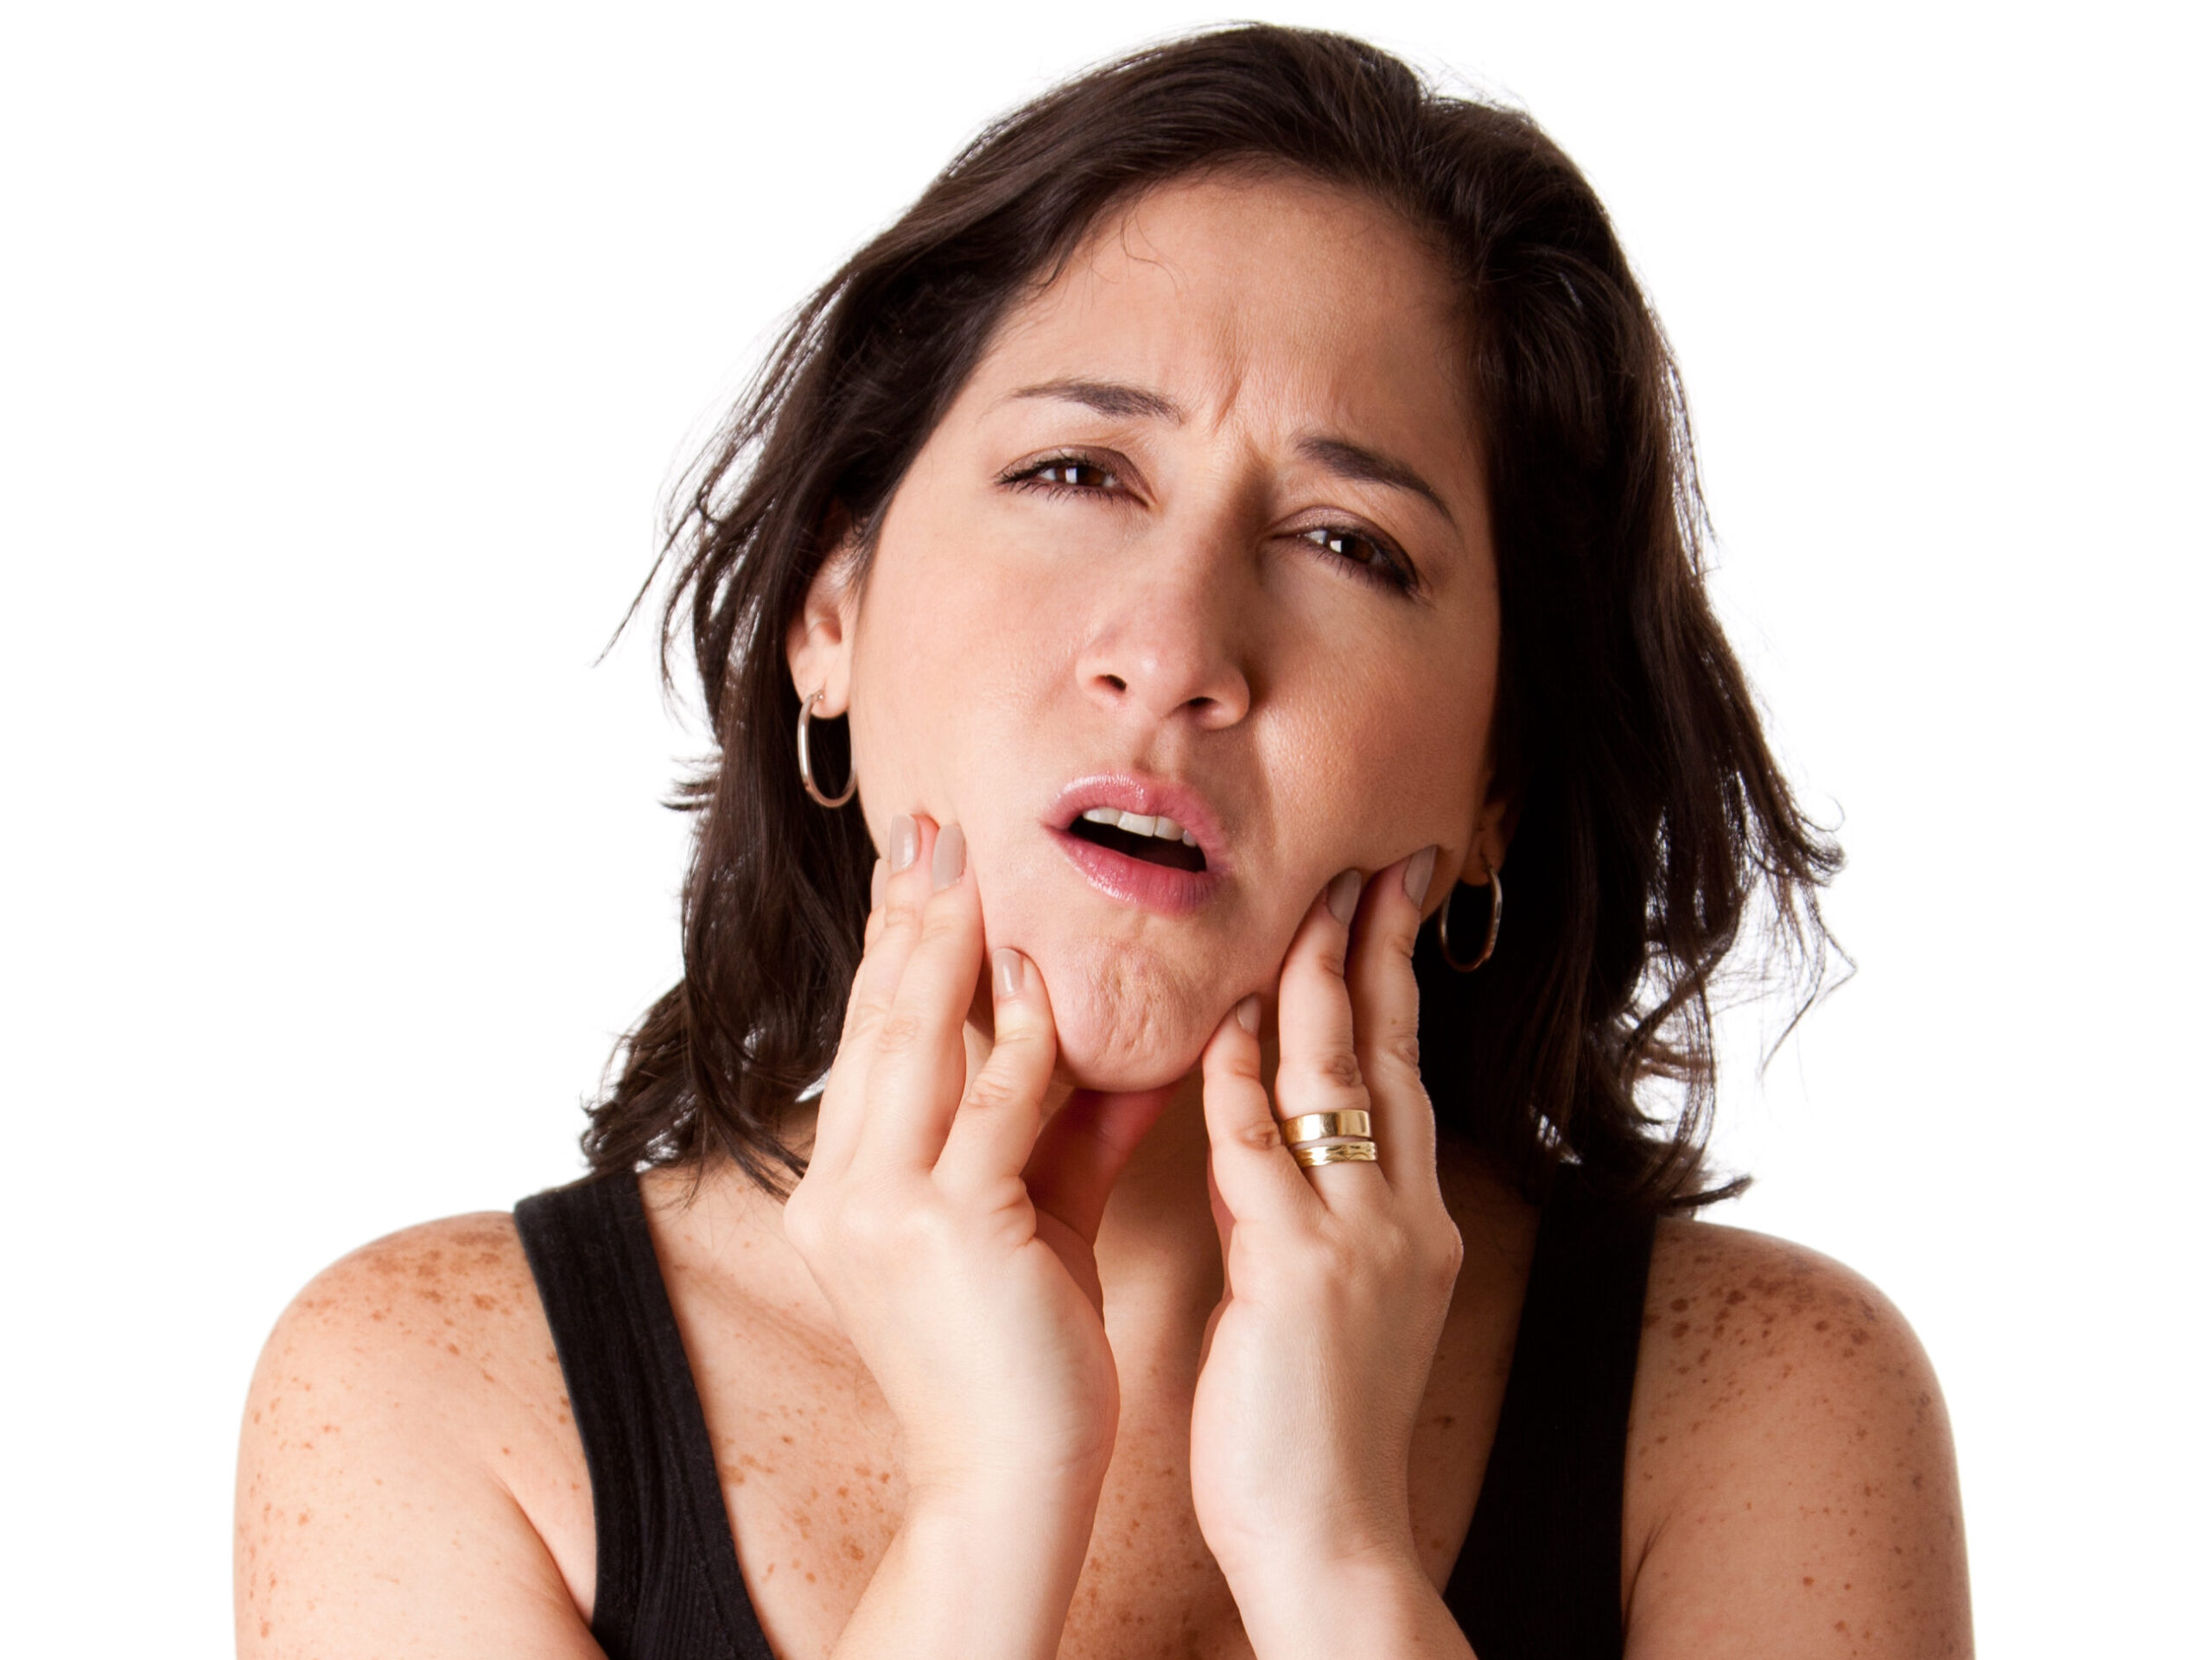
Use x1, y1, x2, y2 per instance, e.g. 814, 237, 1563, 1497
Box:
1291, 1140, 1378, 1168
1280, 1110, 1371, 1146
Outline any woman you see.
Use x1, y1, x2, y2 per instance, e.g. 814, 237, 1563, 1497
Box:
235, 26, 1972, 1658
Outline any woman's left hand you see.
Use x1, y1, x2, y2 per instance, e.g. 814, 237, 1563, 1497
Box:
1188, 849, 1465, 1632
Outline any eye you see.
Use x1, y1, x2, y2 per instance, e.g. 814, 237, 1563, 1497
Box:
1005, 454, 1121, 493
1298, 525, 1416, 592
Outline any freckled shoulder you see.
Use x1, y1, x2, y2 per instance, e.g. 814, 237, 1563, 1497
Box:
1619, 1218, 1973, 1658
233, 1212, 600, 1659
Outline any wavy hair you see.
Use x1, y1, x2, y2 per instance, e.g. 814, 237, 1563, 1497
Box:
583, 24, 1840, 1214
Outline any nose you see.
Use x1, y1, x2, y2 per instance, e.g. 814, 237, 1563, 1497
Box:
1077, 550, 1253, 730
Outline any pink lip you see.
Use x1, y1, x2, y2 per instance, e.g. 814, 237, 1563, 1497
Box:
1044, 772, 1230, 917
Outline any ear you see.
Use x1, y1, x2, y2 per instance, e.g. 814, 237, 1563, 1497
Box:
785, 524, 862, 716
1458, 771, 1522, 887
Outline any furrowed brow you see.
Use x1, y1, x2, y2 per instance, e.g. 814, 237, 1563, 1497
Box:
1298, 436, 1456, 529
1009, 378, 1186, 423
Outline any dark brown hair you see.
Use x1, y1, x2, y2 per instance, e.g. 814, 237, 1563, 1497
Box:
583, 24, 1840, 1213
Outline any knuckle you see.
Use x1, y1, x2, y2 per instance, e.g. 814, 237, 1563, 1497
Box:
874, 903, 923, 948
1233, 1116, 1285, 1154
780, 1184, 826, 1251
917, 906, 970, 949
1314, 1048, 1365, 1091
962, 1071, 1020, 1117
1358, 1011, 1421, 1076
1431, 1224, 1466, 1286
872, 1011, 925, 1059
1383, 1026, 1423, 1073
840, 997, 885, 1043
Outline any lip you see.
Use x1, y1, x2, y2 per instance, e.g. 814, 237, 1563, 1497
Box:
1044, 772, 1230, 917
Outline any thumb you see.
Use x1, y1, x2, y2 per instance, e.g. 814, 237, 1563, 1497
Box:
1022, 1086, 1174, 1244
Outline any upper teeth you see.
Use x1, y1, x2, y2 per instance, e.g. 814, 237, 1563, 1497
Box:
1081, 806, 1199, 848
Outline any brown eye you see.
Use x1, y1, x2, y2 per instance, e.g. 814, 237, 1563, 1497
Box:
1300, 524, 1413, 587
1026, 457, 1117, 491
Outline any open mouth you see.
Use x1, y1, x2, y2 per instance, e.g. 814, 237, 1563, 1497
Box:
1066, 807, 1208, 873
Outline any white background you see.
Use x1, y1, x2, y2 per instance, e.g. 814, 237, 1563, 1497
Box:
3, 3, 2203, 1652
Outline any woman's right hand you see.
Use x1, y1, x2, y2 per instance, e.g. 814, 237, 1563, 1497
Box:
782, 812, 1160, 1505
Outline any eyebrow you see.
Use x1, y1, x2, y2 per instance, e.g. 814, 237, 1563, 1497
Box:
1007, 378, 1456, 528
1009, 378, 1186, 423
1298, 436, 1456, 529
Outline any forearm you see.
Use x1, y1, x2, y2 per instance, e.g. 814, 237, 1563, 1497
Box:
830, 1476, 1104, 1660
1229, 1549, 1475, 1660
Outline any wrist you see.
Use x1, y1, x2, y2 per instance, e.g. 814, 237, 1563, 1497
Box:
834, 1479, 1108, 1660
903, 1460, 1108, 1538
1224, 1543, 1468, 1660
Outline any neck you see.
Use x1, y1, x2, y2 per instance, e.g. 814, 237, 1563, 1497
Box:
1084, 1069, 1224, 1304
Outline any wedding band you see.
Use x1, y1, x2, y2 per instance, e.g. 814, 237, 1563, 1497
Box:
1291, 1140, 1378, 1168
1280, 1110, 1371, 1147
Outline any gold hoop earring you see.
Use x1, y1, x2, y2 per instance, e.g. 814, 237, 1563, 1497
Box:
796, 690, 856, 809
1437, 868, 1503, 972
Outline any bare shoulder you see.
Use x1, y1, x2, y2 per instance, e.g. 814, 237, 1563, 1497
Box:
235, 1212, 599, 1658
1622, 1218, 1973, 1657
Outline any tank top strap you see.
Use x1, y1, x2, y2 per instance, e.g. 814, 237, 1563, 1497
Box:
1442, 1164, 1656, 1659
515, 1172, 772, 1660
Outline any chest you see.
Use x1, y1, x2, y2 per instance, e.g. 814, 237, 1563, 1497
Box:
678, 1288, 1516, 1660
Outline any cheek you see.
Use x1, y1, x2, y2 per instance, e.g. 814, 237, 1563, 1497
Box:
848, 529, 1068, 822
1272, 640, 1496, 877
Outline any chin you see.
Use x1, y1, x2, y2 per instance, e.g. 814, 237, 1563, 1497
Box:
1037, 939, 1221, 1093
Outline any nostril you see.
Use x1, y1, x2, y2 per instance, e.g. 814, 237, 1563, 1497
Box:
1103, 674, 1128, 692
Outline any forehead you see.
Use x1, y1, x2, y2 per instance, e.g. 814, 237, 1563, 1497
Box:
971, 171, 1476, 451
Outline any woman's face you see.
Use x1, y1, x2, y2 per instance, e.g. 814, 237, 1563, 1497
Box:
792, 172, 1508, 1091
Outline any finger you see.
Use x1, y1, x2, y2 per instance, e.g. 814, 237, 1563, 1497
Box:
811, 817, 931, 1178
1022, 1084, 1175, 1244
1199, 998, 1318, 1225
1348, 847, 1442, 1190
932, 946, 1058, 1199
841, 814, 931, 1051
850, 821, 984, 1174
1272, 873, 1385, 1201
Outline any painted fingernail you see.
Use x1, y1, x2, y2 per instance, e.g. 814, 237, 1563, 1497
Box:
1236, 995, 1261, 1034
1404, 845, 1439, 907
992, 947, 1026, 1001
889, 814, 918, 873
1326, 868, 1362, 925
931, 823, 966, 891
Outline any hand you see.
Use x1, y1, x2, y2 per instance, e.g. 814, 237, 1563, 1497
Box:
1187, 850, 1465, 1593
781, 813, 1169, 1501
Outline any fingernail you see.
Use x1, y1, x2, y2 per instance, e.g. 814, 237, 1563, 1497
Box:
889, 814, 918, 873
1404, 845, 1439, 907
1236, 995, 1260, 1034
1326, 868, 1362, 925
992, 947, 1026, 1001
931, 823, 966, 891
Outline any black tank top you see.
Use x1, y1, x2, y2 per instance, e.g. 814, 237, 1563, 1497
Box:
516, 1165, 1653, 1660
